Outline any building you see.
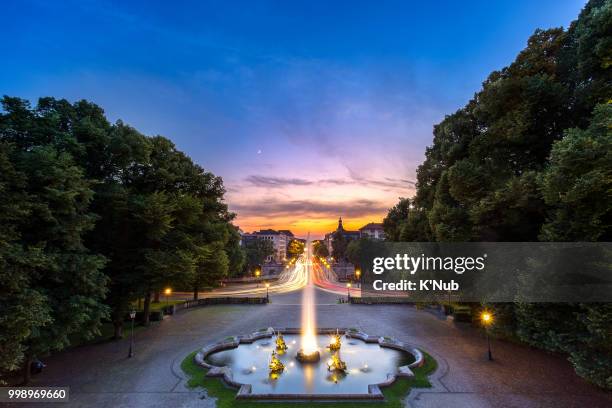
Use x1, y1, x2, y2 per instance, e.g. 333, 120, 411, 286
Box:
244, 229, 293, 263
359, 222, 385, 240
322, 218, 386, 255
323, 217, 360, 255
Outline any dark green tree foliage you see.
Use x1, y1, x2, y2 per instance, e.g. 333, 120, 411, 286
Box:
0, 142, 50, 377
331, 231, 347, 261
540, 104, 612, 241
0, 95, 239, 378
0, 99, 109, 383
287, 239, 305, 258
225, 225, 246, 277
383, 197, 431, 242
244, 238, 274, 271
385, 0, 612, 388
312, 240, 329, 258
346, 238, 370, 269
382, 198, 410, 241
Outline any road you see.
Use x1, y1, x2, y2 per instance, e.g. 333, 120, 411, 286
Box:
171, 239, 356, 300
172, 257, 309, 299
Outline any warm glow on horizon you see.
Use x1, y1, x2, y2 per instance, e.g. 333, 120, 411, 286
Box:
226, 168, 415, 239
233, 216, 386, 239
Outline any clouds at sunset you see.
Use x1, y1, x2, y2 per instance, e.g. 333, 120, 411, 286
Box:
0, 0, 585, 238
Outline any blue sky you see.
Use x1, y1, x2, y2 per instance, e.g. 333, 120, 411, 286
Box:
1, 0, 587, 237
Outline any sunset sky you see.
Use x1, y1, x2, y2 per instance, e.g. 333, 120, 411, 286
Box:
1, 0, 586, 238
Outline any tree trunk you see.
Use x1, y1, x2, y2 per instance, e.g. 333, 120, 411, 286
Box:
22, 354, 32, 385
193, 284, 199, 300
113, 320, 124, 339
153, 291, 160, 303
143, 292, 152, 326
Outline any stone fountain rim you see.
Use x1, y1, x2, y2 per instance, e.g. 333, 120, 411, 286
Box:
194, 327, 425, 401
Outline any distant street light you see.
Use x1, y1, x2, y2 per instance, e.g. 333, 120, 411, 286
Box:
128, 309, 136, 358
164, 287, 172, 307
265, 282, 270, 302
481, 311, 493, 361
255, 269, 261, 288
346, 282, 352, 301
355, 269, 361, 287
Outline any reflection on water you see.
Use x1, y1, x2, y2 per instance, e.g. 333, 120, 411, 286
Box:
205, 334, 413, 394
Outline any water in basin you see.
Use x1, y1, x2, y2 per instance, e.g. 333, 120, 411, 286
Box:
205, 334, 413, 395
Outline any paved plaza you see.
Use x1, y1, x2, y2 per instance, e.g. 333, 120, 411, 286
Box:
19, 288, 612, 408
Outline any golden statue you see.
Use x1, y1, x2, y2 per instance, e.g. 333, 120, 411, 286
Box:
327, 329, 342, 351
275, 331, 288, 352
326, 353, 347, 372
269, 350, 285, 373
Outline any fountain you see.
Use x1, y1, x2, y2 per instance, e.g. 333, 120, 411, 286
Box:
296, 246, 320, 363
195, 236, 426, 400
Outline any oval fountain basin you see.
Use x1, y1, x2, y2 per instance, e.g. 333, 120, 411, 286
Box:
205, 333, 414, 395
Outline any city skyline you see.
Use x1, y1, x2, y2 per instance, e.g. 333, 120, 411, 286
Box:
1, 0, 587, 237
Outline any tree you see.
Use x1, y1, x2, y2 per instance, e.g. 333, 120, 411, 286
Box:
383, 0, 612, 388
0, 98, 109, 383
193, 241, 229, 299
0, 142, 50, 378
540, 104, 612, 241
225, 225, 246, 277
244, 239, 274, 271
382, 198, 410, 241
313, 240, 329, 258
331, 231, 347, 261
287, 239, 305, 258
346, 238, 369, 268
0, 96, 239, 357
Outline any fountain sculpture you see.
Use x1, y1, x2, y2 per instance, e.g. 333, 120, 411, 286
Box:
269, 350, 284, 373
199, 236, 425, 399
327, 329, 342, 351
327, 353, 347, 372
275, 331, 288, 353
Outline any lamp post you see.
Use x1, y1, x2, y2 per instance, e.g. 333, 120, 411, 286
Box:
481, 311, 493, 361
355, 268, 361, 288
265, 282, 270, 302
255, 269, 261, 288
346, 282, 352, 301
128, 309, 136, 358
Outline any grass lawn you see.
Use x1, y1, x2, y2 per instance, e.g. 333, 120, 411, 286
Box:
181, 350, 437, 408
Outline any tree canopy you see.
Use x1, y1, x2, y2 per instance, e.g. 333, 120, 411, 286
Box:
0, 96, 242, 381
383, 0, 612, 389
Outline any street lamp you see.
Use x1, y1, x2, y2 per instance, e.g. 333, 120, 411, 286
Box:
346, 282, 352, 301
265, 282, 270, 302
164, 287, 172, 307
255, 269, 261, 288
355, 268, 361, 287
128, 309, 136, 358
481, 311, 493, 361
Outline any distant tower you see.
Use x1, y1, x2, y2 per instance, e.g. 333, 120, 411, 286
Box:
337, 217, 344, 231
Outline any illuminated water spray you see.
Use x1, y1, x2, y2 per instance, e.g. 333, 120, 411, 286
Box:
297, 234, 320, 362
